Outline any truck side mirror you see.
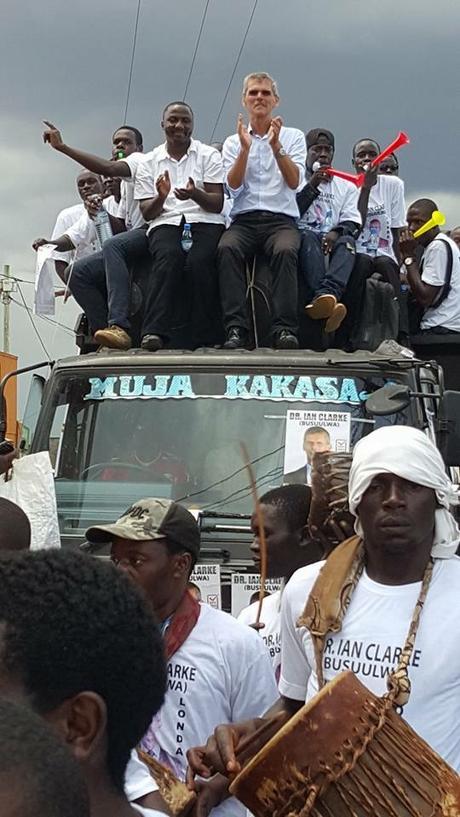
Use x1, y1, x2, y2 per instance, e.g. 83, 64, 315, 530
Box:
365, 383, 411, 416
437, 390, 460, 467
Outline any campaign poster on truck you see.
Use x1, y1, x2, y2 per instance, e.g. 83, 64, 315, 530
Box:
231, 574, 283, 618
189, 564, 221, 609
283, 409, 351, 485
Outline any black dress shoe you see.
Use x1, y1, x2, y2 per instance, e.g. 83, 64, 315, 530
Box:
274, 329, 299, 350
141, 334, 164, 352
223, 327, 248, 349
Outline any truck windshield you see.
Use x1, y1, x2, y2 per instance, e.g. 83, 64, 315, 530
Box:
36, 368, 413, 540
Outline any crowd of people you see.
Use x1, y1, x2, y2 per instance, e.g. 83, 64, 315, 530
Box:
33, 71, 460, 353
0, 425, 459, 817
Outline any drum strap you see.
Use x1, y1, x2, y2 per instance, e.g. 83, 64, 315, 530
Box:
298, 539, 434, 708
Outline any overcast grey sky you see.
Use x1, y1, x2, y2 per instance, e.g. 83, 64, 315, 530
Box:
1, 0, 459, 411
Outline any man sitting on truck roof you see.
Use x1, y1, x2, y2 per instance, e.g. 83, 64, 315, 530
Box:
296, 129, 361, 334
41, 123, 149, 350
238, 485, 323, 678
218, 72, 306, 350
401, 198, 460, 335
0, 550, 167, 817
85, 497, 278, 816
134, 102, 226, 352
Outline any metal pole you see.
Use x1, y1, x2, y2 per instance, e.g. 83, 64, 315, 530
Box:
2, 265, 10, 353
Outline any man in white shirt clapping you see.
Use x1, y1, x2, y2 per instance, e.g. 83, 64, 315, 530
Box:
218, 72, 306, 350
135, 103, 226, 352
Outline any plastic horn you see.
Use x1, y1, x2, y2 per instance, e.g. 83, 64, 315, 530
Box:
371, 131, 410, 168
413, 210, 446, 239
325, 168, 365, 187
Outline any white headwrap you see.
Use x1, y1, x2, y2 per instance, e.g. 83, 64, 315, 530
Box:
349, 426, 460, 558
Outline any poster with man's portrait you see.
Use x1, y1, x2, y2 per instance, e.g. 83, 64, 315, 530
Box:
283, 409, 351, 485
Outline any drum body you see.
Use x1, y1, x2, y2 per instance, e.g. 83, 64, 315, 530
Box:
230, 671, 460, 817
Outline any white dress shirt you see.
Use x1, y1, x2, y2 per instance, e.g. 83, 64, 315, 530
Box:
223, 126, 306, 220
134, 139, 225, 234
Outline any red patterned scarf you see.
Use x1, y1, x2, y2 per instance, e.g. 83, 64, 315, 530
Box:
163, 589, 201, 660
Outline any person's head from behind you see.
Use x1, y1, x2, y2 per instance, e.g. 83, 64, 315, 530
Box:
450, 226, 460, 248
76, 170, 104, 200
251, 485, 323, 580
303, 426, 331, 464
306, 129, 335, 171
352, 138, 381, 173
112, 125, 143, 159
161, 102, 194, 147
407, 198, 440, 248
0, 550, 166, 798
242, 72, 279, 121
0, 698, 90, 817
0, 497, 30, 551
87, 498, 201, 618
379, 152, 399, 176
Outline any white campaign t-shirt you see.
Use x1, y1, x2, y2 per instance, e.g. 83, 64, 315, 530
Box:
420, 233, 460, 331
355, 175, 406, 262
125, 603, 278, 817
65, 210, 99, 255
135, 140, 225, 233
118, 151, 152, 230
279, 557, 460, 772
50, 202, 85, 265
238, 590, 282, 677
298, 176, 361, 234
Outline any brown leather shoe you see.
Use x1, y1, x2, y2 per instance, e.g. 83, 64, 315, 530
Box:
94, 326, 131, 350
325, 303, 347, 333
305, 293, 337, 319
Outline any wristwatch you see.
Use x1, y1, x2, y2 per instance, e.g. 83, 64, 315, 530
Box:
276, 147, 287, 159
404, 257, 415, 266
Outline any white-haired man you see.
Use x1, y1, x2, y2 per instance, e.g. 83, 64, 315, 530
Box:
187, 426, 460, 785
218, 72, 306, 351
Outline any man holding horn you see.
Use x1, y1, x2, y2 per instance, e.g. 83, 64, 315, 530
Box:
187, 426, 460, 792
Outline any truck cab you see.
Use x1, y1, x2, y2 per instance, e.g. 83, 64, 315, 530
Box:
15, 343, 460, 609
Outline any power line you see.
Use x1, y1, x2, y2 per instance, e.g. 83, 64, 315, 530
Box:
209, 0, 259, 142
122, 0, 142, 123
11, 296, 75, 337
15, 284, 51, 360
183, 0, 212, 101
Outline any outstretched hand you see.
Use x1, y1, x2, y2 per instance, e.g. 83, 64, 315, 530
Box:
43, 120, 64, 150
32, 237, 53, 251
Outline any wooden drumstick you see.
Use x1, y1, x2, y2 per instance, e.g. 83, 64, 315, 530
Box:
137, 750, 196, 817
240, 442, 268, 627
234, 711, 288, 768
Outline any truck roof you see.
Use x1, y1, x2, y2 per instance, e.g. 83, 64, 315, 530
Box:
50, 343, 418, 372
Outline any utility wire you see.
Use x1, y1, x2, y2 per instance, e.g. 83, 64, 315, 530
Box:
183, 0, 212, 100
122, 0, 142, 122
209, 0, 259, 142
11, 297, 75, 337
15, 285, 51, 360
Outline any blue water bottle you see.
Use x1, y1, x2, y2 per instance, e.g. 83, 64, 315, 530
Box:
181, 223, 193, 252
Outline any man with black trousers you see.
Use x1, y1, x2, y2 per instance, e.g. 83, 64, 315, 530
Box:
135, 102, 225, 351
218, 72, 306, 350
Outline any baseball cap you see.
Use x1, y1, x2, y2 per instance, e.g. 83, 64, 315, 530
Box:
85, 498, 201, 557
306, 128, 335, 149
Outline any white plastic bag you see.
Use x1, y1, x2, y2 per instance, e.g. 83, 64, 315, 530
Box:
0, 452, 60, 550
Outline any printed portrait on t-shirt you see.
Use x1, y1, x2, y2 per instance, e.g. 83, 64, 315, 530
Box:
362, 211, 390, 253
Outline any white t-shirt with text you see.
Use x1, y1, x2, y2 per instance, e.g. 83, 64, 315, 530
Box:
135, 140, 225, 233
279, 557, 460, 771
298, 176, 361, 234
125, 603, 278, 817
238, 590, 282, 677
420, 233, 460, 331
355, 175, 406, 262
